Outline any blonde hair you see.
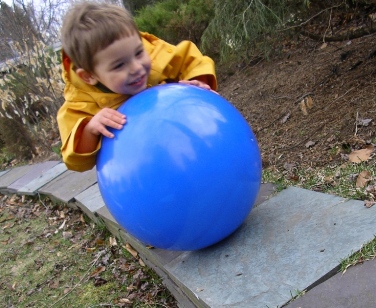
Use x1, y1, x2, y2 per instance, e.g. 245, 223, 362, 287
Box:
61, 2, 139, 73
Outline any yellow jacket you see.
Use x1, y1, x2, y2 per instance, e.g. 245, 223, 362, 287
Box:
57, 32, 217, 172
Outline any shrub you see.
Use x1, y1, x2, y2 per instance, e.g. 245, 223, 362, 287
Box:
0, 39, 64, 161
135, 0, 215, 45
0, 117, 36, 160
201, 0, 293, 63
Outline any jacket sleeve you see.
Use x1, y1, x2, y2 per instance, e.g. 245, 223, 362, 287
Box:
57, 101, 100, 172
143, 33, 217, 90
173, 40, 217, 91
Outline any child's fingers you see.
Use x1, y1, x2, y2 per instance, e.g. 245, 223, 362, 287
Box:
100, 128, 115, 138
103, 109, 126, 124
179, 80, 211, 90
88, 109, 126, 137
95, 109, 126, 128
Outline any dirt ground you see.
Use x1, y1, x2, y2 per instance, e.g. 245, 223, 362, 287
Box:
217, 24, 376, 172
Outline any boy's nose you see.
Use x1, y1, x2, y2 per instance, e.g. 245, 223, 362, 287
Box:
130, 60, 142, 74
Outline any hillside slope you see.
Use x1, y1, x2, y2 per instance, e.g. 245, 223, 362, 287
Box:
218, 33, 376, 171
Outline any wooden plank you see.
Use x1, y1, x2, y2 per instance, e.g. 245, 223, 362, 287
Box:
38, 168, 97, 203
96, 206, 196, 307
0, 165, 34, 194
74, 183, 106, 222
96, 206, 184, 266
254, 182, 276, 206
117, 228, 198, 308
18, 162, 67, 195
7, 161, 61, 194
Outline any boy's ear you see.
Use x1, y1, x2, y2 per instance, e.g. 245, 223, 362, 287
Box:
76, 68, 98, 85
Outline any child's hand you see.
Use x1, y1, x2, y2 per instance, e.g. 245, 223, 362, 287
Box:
179, 79, 218, 94
86, 108, 126, 138
179, 79, 211, 90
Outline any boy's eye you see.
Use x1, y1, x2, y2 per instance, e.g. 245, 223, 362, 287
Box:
136, 49, 144, 57
113, 62, 124, 70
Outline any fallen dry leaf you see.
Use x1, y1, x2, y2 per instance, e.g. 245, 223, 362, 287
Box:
93, 277, 107, 287
356, 170, 372, 188
305, 141, 316, 148
1, 237, 11, 245
364, 200, 375, 208
299, 96, 314, 115
95, 238, 105, 247
49, 280, 60, 289
119, 298, 133, 304
54, 219, 66, 234
109, 236, 117, 247
80, 214, 86, 223
139, 258, 145, 267
124, 243, 138, 259
0, 215, 15, 223
90, 266, 106, 278
320, 42, 328, 49
280, 111, 291, 124
62, 231, 72, 239
349, 146, 374, 163
366, 184, 376, 194
356, 118, 372, 126
23, 239, 35, 246
324, 176, 335, 186
369, 12, 376, 21
305, 96, 313, 108
300, 100, 308, 115
2, 223, 14, 230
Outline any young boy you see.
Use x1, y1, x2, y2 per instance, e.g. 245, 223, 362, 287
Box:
57, 2, 217, 172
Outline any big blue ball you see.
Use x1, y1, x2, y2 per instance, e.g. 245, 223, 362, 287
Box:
96, 84, 261, 251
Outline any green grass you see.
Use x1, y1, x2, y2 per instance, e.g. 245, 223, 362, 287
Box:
263, 160, 376, 200
340, 236, 376, 273
0, 195, 177, 307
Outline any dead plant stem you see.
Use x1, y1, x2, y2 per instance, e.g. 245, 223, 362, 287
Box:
354, 111, 359, 137
323, 8, 333, 43
281, 4, 342, 31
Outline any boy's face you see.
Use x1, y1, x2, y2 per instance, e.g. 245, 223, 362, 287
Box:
88, 33, 151, 95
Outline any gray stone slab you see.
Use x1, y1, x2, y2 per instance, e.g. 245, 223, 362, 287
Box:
38, 168, 97, 203
287, 258, 376, 308
17, 163, 67, 195
7, 161, 61, 194
0, 165, 34, 194
0, 169, 10, 178
163, 187, 376, 308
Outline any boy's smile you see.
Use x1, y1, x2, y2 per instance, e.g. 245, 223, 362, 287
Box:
88, 33, 151, 95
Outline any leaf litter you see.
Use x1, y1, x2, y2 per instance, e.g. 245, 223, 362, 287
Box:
0, 193, 177, 307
